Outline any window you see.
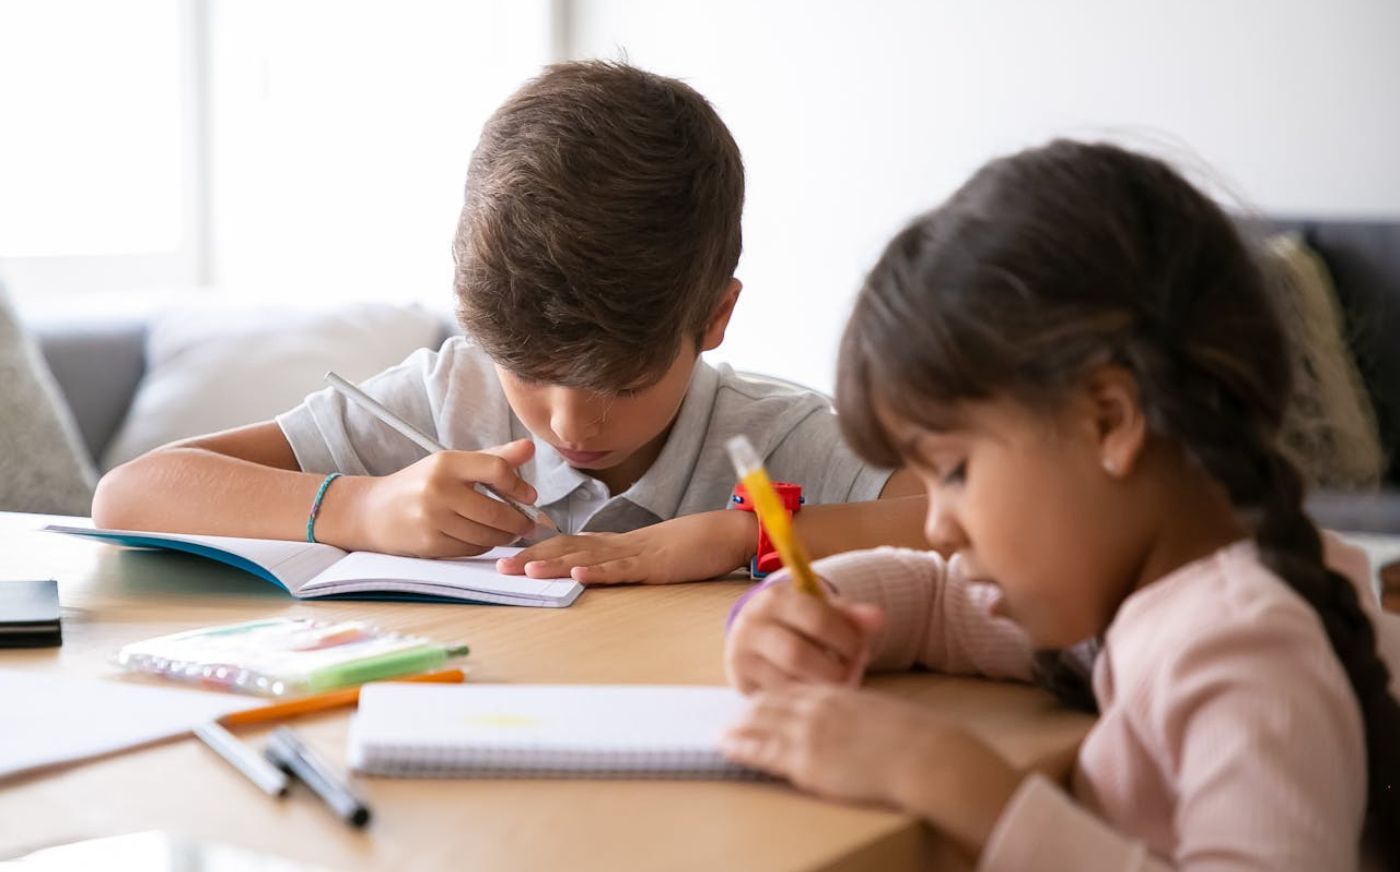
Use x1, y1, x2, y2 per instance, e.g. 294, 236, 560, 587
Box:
0, 0, 201, 296
0, 0, 555, 306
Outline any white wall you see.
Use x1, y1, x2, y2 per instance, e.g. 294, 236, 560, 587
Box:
207, 0, 554, 307
569, 0, 1400, 393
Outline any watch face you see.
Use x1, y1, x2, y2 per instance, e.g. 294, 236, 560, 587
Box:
733, 482, 803, 512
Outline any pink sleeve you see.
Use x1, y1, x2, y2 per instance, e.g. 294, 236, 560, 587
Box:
1149, 606, 1366, 869
985, 772, 1170, 867
982, 603, 1367, 870
980, 775, 1172, 872
809, 548, 1034, 680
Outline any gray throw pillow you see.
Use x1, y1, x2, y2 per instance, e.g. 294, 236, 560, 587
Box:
0, 279, 96, 515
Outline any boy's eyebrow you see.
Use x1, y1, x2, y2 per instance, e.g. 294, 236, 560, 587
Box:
901, 429, 967, 458
897, 434, 923, 457
613, 377, 653, 395
607, 367, 671, 395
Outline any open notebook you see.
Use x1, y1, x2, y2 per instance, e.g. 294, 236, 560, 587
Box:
43, 525, 582, 608
349, 684, 760, 779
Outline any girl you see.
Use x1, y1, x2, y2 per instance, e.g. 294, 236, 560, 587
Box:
720, 140, 1400, 870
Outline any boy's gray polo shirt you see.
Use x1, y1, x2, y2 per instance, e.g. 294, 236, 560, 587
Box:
277, 338, 892, 536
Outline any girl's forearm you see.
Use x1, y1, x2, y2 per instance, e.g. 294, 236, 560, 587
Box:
892, 729, 1023, 860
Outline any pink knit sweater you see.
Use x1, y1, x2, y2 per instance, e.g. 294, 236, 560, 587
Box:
806, 537, 1400, 870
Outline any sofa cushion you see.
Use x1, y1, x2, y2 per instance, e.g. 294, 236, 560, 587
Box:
100, 302, 447, 470
1306, 222, 1400, 485
1268, 233, 1386, 489
36, 316, 147, 464
1270, 219, 1400, 486
0, 279, 97, 514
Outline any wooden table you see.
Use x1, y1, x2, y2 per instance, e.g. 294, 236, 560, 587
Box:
0, 513, 1092, 871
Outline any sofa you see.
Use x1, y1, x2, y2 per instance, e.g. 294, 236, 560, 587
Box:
33, 307, 456, 474
23, 219, 1400, 532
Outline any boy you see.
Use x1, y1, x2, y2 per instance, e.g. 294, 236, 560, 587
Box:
93, 61, 924, 585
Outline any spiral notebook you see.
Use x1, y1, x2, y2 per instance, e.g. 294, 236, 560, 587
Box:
348, 684, 760, 779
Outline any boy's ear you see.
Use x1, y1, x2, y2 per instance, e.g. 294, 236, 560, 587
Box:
700, 280, 742, 352
1084, 364, 1147, 479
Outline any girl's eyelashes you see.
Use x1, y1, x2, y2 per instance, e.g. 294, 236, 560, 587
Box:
941, 460, 967, 486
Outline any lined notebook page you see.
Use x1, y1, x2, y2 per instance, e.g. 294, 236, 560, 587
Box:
303, 548, 580, 606
349, 684, 759, 779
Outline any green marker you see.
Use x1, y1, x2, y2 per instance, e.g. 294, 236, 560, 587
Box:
291, 643, 472, 696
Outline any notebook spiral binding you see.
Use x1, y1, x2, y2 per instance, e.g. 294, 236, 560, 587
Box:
356, 742, 768, 780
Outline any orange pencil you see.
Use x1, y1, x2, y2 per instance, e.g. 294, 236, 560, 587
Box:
219, 668, 467, 727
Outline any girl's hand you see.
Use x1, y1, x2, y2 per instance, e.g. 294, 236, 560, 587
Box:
724, 581, 884, 692
495, 509, 754, 585
722, 685, 1023, 858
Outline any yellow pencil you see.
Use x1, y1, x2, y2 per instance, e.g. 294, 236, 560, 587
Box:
726, 435, 825, 599
218, 668, 467, 727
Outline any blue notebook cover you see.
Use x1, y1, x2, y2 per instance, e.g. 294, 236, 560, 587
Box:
42, 526, 582, 608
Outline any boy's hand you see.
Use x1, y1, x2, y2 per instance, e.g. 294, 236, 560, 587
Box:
720, 685, 1021, 856
724, 581, 883, 693
494, 509, 753, 585
343, 439, 540, 558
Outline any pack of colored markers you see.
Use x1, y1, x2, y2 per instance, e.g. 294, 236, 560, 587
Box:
114, 617, 468, 698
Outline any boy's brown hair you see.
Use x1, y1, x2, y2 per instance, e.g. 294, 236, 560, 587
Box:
453, 61, 745, 391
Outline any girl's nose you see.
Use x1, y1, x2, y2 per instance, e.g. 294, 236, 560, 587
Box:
923, 499, 966, 559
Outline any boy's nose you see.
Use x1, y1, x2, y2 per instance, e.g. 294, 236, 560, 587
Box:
549, 390, 604, 445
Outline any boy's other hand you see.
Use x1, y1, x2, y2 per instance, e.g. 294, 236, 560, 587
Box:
724, 581, 884, 694
351, 439, 539, 558
494, 509, 752, 585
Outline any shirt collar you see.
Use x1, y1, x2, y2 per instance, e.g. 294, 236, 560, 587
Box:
521, 358, 723, 519
527, 431, 591, 509
620, 358, 721, 520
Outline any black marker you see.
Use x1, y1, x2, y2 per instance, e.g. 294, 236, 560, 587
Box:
265, 727, 371, 828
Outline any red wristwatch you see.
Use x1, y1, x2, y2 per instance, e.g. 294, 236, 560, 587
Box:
730, 481, 804, 579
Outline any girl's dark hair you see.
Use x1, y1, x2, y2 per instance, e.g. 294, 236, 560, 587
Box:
837, 139, 1399, 857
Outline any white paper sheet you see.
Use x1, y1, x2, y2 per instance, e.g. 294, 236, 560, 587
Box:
0, 669, 262, 781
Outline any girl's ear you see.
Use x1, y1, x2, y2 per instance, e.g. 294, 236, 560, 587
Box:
1084, 364, 1147, 478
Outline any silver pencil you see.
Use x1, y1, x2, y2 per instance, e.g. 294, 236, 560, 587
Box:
194, 721, 289, 798
324, 371, 553, 529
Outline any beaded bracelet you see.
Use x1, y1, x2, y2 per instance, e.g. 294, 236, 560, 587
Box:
306, 472, 343, 544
